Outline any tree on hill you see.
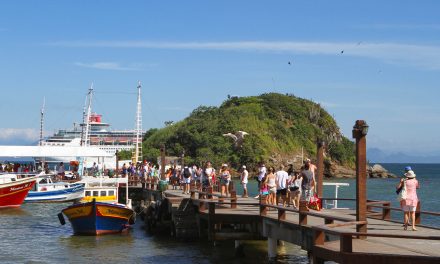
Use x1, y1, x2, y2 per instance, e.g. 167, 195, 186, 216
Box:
142, 93, 355, 172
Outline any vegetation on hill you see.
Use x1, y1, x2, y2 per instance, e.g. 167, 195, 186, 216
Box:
142, 93, 355, 171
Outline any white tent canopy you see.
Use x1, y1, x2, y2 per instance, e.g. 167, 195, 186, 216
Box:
0, 146, 113, 158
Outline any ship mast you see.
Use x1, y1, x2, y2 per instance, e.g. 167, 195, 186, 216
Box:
39, 97, 45, 146
83, 84, 94, 147
133, 81, 142, 163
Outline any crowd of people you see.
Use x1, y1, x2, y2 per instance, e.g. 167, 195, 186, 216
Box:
256, 159, 317, 209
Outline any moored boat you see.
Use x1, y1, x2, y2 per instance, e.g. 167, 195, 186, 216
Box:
25, 175, 84, 203
60, 199, 135, 235
0, 174, 37, 208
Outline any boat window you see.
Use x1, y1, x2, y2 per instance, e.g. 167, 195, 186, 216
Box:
85, 191, 91, 196
100, 191, 106, 197
93, 191, 99, 197
108, 190, 115, 196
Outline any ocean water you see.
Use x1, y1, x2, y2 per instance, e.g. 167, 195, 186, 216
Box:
1, 163, 438, 263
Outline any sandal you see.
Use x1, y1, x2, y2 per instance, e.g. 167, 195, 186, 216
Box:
403, 224, 407, 231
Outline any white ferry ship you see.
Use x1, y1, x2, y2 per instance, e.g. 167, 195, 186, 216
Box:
41, 113, 137, 156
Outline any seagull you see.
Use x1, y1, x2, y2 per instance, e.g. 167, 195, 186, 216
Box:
223, 131, 249, 148
340, 50, 344, 54
288, 61, 292, 65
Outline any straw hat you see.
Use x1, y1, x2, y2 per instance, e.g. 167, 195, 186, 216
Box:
404, 170, 416, 178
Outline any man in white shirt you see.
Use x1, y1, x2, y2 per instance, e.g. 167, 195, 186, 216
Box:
275, 164, 289, 207
240, 165, 249, 198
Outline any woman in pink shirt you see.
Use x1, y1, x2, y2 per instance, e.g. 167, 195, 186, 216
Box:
397, 170, 420, 231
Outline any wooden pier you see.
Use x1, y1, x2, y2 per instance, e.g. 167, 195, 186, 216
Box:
137, 183, 440, 264
130, 120, 440, 263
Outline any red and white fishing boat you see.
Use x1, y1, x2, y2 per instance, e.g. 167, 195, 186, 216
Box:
0, 174, 37, 208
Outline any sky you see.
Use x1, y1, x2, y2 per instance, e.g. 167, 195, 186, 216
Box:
1, 1, 440, 156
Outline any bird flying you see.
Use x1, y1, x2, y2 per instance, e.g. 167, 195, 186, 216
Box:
223, 131, 249, 148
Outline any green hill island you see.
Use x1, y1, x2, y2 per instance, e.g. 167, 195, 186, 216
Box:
136, 93, 393, 179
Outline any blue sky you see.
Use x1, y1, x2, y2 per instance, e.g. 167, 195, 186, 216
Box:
1, 1, 440, 155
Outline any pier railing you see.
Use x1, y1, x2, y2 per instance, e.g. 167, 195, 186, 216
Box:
141, 181, 440, 229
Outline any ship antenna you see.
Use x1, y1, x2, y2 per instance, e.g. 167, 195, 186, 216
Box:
133, 81, 143, 164
39, 97, 45, 146
83, 83, 94, 147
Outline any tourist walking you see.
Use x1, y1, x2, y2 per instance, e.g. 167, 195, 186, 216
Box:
275, 165, 289, 207
288, 171, 302, 209
182, 166, 192, 194
254, 162, 267, 198
266, 167, 277, 205
240, 165, 249, 198
301, 163, 315, 204
397, 167, 420, 231
203, 161, 215, 190
219, 164, 231, 196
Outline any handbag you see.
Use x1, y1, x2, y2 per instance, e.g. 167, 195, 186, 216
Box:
307, 193, 322, 211
397, 180, 407, 201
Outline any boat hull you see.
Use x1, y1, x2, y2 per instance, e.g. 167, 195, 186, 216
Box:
0, 177, 36, 208
62, 200, 134, 235
25, 183, 84, 203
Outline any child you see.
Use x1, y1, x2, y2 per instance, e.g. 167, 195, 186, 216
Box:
260, 180, 269, 204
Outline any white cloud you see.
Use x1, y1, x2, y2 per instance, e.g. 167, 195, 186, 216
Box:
0, 128, 39, 142
49, 40, 440, 71
75, 62, 144, 71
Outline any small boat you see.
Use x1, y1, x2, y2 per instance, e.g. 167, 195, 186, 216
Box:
25, 175, 84, 203
78, 176, 127, 203
60, 199, 135, 235
0, 174, 37, 208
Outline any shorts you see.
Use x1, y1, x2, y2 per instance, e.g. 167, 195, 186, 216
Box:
183, 177, 191, 184
277, 188, 287, 196
403, 205, 416, 212
261, 191, 269, 195
269, 186, 277, 194
301, 189, 312, 201
289, 186, 299, 192
242, 183, 247, 189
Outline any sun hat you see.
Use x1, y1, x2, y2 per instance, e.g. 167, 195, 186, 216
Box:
222, 163, 228, 167
242, 165, 246, 169
404, 170, 416, 178
404, 166, 412, 171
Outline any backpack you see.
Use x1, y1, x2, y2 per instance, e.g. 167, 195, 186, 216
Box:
183, 167, 191, 178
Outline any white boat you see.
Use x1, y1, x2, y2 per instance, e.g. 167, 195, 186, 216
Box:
25, 175, 84, 203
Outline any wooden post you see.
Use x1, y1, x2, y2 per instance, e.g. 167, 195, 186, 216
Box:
340, 234, 353, 253
314, 230, 325, 245
160, 144, 166, 181
268, 237, 277, 259
208, 202, 215, 241
231, 190, 237, 209
352, 120, 368, 237
316, 140, 325, 198
260, 196, 268, 216
299, 200, 308, 225
278, 207, 286, 221
207, 186, 213, 200
383, 202, 391, 220
415, 201, 421, 224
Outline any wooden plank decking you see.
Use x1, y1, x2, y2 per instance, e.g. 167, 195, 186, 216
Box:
162, 188, 440, 262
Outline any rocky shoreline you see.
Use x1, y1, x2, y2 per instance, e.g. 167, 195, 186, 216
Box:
326, 163, 397, 179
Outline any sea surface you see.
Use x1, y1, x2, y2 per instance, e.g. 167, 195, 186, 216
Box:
0, 163, 438, 263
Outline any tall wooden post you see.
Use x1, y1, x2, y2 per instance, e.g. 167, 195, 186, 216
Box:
316, 140, 325, 197
352, 120, 369, 236
160, 144, 166, 180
